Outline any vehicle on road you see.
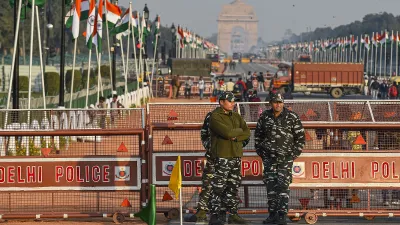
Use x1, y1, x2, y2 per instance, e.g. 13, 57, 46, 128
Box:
232, 52, 242, 63
272, 62, 364, 98
206, 53, 221, 73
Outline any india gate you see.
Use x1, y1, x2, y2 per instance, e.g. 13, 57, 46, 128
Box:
217, 0, 258, 55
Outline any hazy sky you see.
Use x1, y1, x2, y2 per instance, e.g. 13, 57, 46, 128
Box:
119, 0, 400, 42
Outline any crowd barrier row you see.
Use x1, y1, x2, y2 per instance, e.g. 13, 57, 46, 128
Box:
1, 101, 400, 224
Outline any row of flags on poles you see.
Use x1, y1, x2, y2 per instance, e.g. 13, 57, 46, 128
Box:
64, 0, 218, 53
269, 30, 400, 54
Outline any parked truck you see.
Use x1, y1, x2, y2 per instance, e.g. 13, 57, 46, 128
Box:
272, 62, 364, 98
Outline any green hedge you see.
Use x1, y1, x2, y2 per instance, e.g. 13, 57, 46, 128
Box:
44, 72, 60, 96
65, 70, 82, 92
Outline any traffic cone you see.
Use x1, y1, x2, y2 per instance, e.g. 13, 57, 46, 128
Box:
300, 114, 309, 121
117, 142, 128, 152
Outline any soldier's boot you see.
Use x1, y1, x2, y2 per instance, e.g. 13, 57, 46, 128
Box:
228, 214, 247, 224
185, 209, 207, 222
209, 214, 224, 225
262, 212, 277, 224
276, 212, 287, 225
219, 211, 227, 223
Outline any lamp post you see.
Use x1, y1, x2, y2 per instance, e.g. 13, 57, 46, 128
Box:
59, 0, 66, 108
171, 23, 176, 58
12, 0, 20, 122
143, 4, 149, 84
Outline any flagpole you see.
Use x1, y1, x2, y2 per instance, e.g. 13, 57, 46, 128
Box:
366, 36, 369, 75
375, 33, 378, 77
150, 24, 159, 99
27, 0, 36, 139
131, 10, 139, 91
104, 0, 113, 92
179, 188, 183, 225
69, 39, 78, 108
4, 0, 23, 129
85, 50, 92, 108
397, 31, 399, 76
380, 31, 383, 79
384, 30, 387, 78
124, 4, 131, 108
370, 32, 374, 76
390, 30, 394, 77
119, 37, 126, 82
34, 6, 47, 110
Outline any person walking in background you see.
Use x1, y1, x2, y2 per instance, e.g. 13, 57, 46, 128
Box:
370, 78, 380, 100
389, 82, 398, 100
184, 77, 193, 99
363, 76, 369, 96
380, 80, 389, 99
171, 76, 177, 99
198, 76, 205, 100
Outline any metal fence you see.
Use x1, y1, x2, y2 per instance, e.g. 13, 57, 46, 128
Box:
146, 102, 400, 223
3, 101, 400, 223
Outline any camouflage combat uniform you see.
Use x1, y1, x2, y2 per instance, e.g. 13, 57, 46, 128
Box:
208, 96, 251, 224
255, 107, 305, 217
197, 112, 250, 213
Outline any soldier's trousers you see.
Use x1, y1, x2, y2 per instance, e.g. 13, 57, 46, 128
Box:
262, 158, 293, 214
210, 157, 242, 215
197, 158, 216, 211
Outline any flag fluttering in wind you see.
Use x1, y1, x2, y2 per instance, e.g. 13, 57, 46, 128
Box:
168, 156, 182, 200
85, 0, 96, 49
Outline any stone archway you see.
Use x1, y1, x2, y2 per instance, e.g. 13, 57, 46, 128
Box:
217, 0, 258, 55
230, 26, 248, 53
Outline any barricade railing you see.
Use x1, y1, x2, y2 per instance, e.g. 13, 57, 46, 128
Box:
0, 129, 147, 222
1, 108, 145, 131
149, 122, 400, 223
238, 100, 400, 123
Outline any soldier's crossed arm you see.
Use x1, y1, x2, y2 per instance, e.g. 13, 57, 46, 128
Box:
209, 114, 243, 140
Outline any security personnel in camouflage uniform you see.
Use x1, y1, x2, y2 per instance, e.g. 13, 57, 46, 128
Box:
187, 111, 250, 222
255, 93, 305, 225
209, 92, 251, 225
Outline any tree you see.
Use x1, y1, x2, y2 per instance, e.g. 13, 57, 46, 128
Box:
81, 69, 96, 89
44, 72, 60, 96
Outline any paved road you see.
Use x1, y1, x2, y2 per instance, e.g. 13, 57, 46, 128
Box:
167, 214, 400, 224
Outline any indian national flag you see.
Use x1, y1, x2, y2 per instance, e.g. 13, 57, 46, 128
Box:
65, 0, 89, 29
85, 0, 96, 49
103, 0, 121, 28
110, 9, 130, 36
378, 32, 388, 44
71, 0, 81, 39
92, 0, 103, 50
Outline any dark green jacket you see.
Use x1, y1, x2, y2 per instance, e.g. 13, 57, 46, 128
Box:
209, 107, 250, 158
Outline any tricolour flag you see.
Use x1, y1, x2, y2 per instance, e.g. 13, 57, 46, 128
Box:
92, 0, 103, 50
71, 0, 81, 39
85, 0, 96, 49
103, 0, 121, 28
168, 156, 182, 200
65, 0, 89, 28
110, 8, 130, 36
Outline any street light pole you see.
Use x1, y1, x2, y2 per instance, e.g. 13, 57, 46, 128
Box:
143, 4, 149, 84
111, 0, 118, 91
171, 23, 176, 58
59, 0, 66, 107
